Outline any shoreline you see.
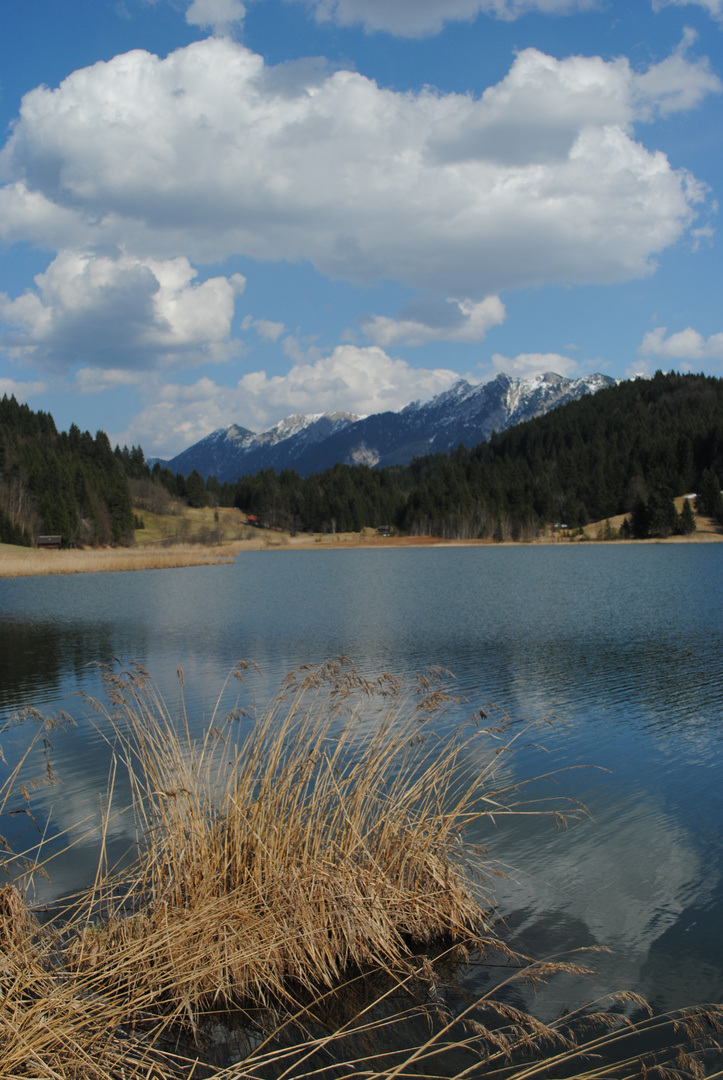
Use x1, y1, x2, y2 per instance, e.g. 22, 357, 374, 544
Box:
248, 525, 723, 551
2, 524, 723, 578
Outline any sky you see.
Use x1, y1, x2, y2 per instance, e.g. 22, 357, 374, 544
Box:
1, 0, 723, 458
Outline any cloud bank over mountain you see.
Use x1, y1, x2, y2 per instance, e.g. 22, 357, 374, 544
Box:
114, 345, 460, 455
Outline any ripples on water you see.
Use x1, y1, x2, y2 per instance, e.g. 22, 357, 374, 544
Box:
1, 544, 722, 1015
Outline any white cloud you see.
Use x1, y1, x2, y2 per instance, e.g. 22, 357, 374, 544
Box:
490, 351, 580, 376
74, 367, 146, 394
0, 183, 89, 250
0, 251, 246, 371
361, 295, 506, 346
653, 0, 723, 23
185, 0, 246, 34
428, 34, 720, 166
241, 314, 286, 341
115, 346, 459, 455
234, 345, 459, 429
0, 37, 716, 307
288, 0, 597, 37
282, 335, 323, 365
0, 377, 48, 401
632, 29, 720, 117
639, 325, 723, 361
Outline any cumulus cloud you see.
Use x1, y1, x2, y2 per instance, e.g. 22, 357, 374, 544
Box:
429, 33, 720, 168
639, 325, 723, 361
237, 345, 459, 424
489, 351, 580, 376
288, 0, 597, 38
361, 295, 505, 346
115, 346, 459, 455
0, 37, 716, 307
185, 0, 246, 34
0, 251, 246, 370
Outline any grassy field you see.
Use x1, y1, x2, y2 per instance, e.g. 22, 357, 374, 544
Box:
133, 502, 254, 546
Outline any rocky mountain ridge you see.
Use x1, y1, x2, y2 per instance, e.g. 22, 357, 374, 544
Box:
162, 371, 616, 482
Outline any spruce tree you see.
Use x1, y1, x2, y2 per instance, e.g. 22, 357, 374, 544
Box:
185, 469, 209, 508
696, 470, 723, 518
680, 498, 696, 535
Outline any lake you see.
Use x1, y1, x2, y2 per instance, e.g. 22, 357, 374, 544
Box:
1, 543, 722, 1024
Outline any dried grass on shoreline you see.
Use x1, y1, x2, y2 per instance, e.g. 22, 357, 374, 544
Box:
0, 541, 244, 577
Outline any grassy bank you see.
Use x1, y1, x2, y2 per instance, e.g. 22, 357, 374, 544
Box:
2, 661, 723, 1079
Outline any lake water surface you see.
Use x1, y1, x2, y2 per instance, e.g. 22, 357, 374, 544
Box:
1, 544, 722, 1021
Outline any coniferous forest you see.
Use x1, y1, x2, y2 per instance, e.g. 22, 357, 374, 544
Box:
0, 394, 218, 546
2, 372, 723, 546
0, 395, 136, 546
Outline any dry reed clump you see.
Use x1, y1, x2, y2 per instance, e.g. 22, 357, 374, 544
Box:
69, 660, 521, 1025
3, 661, 723, 1080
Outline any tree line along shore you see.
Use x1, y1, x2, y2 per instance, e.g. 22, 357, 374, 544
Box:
3, 371, 723, 564
1, 499, 721, 579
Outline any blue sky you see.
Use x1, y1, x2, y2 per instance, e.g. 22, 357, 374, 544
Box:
1, 0, 723, 457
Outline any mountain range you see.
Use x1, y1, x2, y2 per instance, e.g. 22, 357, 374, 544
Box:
162, 371, 617, 483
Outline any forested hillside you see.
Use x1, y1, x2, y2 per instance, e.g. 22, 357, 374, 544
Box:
0, 395, 135, 546
230, 372, 723, 539
3, 372, 722, 547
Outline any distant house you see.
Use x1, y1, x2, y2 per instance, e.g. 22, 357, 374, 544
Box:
37, 535, 62, 549
377, 525, 392, 536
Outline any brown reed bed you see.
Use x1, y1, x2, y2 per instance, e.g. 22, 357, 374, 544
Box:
0, 541, 243, 578
2, 661, 723, 1079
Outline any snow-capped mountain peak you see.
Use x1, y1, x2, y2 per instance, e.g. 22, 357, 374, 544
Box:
163, 371, 616, 483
